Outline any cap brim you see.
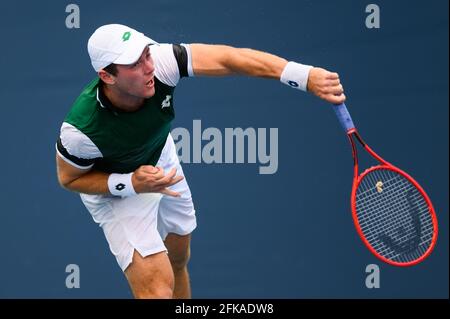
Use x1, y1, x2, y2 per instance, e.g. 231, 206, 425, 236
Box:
113, 32, 157, 65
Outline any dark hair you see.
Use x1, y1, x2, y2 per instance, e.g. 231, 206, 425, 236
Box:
103, 63, 119, 76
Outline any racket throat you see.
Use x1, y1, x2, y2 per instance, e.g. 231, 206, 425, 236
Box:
347, 133, 359, 167
348, 130, 391, 166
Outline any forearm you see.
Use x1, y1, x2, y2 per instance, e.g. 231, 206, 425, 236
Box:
191, 44, 287, 79
223, 47, 288, 79
61, 169, 110, 195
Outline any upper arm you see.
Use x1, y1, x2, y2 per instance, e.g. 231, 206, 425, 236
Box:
190, 44, 234, 76
56, 122, 102, 186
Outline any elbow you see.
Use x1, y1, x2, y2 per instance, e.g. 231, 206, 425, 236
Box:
57, 177, 70, 190
56, 172, 74, 190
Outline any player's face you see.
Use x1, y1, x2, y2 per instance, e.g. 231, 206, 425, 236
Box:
115, 46, 156, 99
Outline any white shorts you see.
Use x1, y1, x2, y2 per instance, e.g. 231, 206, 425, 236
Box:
80, 134, 197, 272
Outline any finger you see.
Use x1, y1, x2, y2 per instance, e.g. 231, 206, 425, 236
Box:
330, 84, 344, 95
321, 84, 342, 95
167, 175, 184, 186
159, 188, 181, 198
161, 174, 184, 188
326, 72, 339, 80
160, 167, 177, 181
141, 165, 160, 174
152, 167, 166, 180
141, 167, 165, 180
152, 169, 180, 186
326, 79, 340, 86
153, 175, 184, 192
326, 93, 346, 104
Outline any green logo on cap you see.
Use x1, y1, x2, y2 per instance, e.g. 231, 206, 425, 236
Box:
122, 31, 131, 41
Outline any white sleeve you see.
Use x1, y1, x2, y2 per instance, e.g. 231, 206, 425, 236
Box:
150, 43, 194, 87
56, 122, 103, 169
181, 43, 195, 78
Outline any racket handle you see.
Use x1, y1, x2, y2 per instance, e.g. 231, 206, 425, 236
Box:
332, 103, 355, 132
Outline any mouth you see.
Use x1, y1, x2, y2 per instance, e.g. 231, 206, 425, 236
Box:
145, 77, 155, 88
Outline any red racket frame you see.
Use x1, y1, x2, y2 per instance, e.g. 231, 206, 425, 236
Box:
347, 128, 438, 266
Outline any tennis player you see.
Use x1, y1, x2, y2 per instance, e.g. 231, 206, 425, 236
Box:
56, 24, 345, 299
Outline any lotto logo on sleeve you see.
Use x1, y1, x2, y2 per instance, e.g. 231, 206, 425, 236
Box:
288, 80, 299, 88
115, 183, 126, 191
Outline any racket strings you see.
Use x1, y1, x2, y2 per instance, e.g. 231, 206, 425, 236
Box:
358, 171, 434, 251
358, 180, 430, 232
355, 169, 434, 263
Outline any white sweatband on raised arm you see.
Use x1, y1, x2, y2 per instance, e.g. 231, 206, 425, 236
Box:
108, 173, 137, 197
280, 61, 313, 92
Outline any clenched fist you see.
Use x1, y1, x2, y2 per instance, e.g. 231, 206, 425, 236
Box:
307, 67, 346, 104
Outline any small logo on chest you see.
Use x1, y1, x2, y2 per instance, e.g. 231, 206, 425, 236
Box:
161, 95, 172, 109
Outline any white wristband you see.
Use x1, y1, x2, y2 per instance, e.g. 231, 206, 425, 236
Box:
280, 61, 313, 92
108, 173, 137, 197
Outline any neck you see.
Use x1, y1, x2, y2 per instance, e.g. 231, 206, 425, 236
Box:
102, 83, 144, 112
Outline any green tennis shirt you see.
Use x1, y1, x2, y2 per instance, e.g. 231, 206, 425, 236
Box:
64, 77, 176, 173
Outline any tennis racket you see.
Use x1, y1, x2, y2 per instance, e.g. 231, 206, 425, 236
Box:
332, 103, 438, 266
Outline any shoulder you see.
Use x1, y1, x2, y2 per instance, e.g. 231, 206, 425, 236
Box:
66, 78, 100, 125
150, 43, 194, 87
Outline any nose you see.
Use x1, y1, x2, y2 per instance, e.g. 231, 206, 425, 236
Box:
143, 56, 154, 75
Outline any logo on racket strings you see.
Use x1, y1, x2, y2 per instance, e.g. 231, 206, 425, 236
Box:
375, 181, 383, 193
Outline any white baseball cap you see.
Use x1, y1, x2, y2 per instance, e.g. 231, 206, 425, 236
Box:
87, 24, 158, 72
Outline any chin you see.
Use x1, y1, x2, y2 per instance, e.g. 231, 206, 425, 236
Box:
144, 87, 156, 98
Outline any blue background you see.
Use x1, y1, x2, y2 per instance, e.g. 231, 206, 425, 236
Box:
0, 0, 448, 298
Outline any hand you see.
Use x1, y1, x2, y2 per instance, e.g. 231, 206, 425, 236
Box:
307, 67, 346, 104
131, 165, 184, 197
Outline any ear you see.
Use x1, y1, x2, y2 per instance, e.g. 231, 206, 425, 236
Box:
98, 70, 116, 85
